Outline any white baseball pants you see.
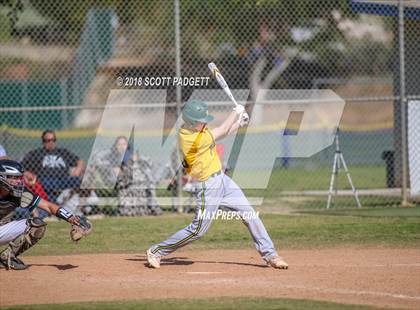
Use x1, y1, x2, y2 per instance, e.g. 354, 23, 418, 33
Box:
0, 220, 27, 246
150, 172, 278, 261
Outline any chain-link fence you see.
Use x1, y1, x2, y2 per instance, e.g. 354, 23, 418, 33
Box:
1, 0, 419, 217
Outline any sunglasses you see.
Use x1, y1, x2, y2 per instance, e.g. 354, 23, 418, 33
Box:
43, 138, 56, 143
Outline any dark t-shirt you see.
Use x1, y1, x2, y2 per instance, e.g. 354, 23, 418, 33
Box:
22, 147, 79, 179
0, 187, 41, 225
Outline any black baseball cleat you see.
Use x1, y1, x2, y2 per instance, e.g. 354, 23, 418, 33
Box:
0, 255, 28, 270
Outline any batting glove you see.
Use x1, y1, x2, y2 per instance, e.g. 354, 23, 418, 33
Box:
233, 105, 245, 115
240, 112, 249, 127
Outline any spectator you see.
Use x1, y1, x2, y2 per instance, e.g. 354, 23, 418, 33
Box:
84, 136, 134, 189
116, 150, 162, 216
23, 170, 49, 201
111, 136, 134, 178
87, 136, 162, 216
18, 170, 49, 218
21, 130, 85, 203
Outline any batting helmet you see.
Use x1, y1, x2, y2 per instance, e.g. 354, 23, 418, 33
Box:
0, 159, 24, 197
182, 100, 214, 127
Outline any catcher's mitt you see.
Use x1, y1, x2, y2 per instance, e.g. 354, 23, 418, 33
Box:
70, 216, 93, 242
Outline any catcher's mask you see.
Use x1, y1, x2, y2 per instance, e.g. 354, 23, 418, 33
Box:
0, 159, 24, 197
182, 100, 214, 127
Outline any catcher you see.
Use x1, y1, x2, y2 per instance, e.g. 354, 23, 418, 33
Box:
0, 159, 92, 270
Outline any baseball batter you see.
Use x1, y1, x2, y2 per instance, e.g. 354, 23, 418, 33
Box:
147, 100, 288, 269
0, 159, 91, 270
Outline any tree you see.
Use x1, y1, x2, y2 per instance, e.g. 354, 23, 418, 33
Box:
0, 0, 24, 28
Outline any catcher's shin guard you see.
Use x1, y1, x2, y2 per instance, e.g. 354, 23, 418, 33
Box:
0, 218, 46, 270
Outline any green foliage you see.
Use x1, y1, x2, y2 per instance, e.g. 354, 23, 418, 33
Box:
0, 13, 11, 41
27, 1, 354, 49
179, 0, 350, 54
343, 38, 393, 75
29, 0, 173, 45
0, 0, 24, 29
19, 0, 393, 75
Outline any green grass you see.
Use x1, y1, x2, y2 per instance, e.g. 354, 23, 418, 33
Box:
4, 205, 418, 310
1, 297, 385, 310
22, 208, 420, 256
158, 165, 386, 197
241, 165, 387, 193
298, 206, 420, 217
253, 195, 406, 212
260, 165, 386, 194
231, 165, 401, 210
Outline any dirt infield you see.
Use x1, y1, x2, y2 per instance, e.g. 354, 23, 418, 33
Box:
1, 247, 419, 309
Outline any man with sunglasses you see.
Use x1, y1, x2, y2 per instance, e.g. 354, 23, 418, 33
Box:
22, 130, 85, 205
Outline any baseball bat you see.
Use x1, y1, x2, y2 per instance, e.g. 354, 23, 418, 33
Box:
208, 62, 239, 107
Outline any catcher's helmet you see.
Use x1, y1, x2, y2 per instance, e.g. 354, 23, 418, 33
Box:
0, 159, 24, 197
182, 100, 214, 127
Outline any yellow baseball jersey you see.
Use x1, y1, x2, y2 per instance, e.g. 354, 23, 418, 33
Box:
178, 126, 222, 181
